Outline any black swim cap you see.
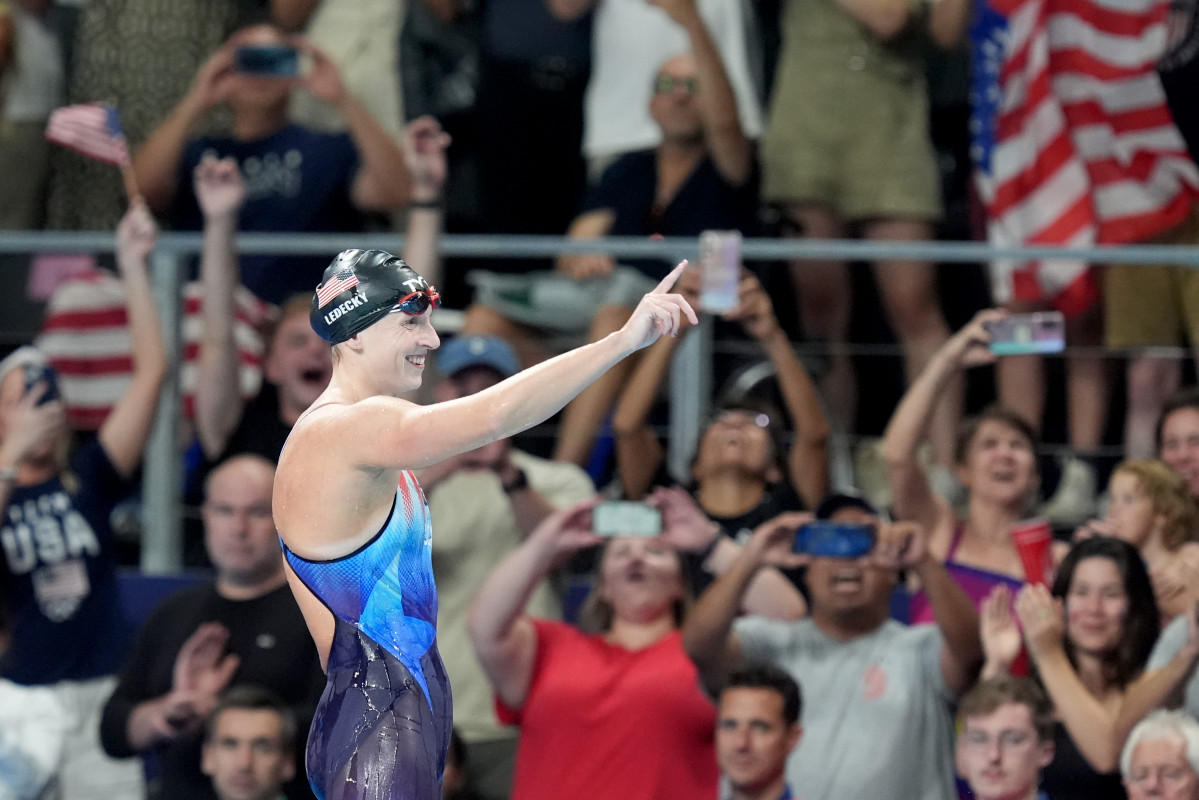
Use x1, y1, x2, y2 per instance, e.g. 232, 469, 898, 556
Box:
310, 249, 439, 344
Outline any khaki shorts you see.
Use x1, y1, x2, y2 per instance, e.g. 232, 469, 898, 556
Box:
1105, 207, 1199, 348
761, 67, 942, 222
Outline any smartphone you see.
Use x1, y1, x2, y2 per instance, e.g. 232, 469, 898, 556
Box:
984, 312, 1065, 356
794, 521, 875, 558
697, 230, 741, 314
23, 363, 59, 406
592, 501, 663, 537
234, 45, 300, 77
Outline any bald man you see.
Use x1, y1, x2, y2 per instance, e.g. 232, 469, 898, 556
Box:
99, 455, 324, 800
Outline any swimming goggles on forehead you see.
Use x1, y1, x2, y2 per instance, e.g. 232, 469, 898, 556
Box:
390, 286, 442, 316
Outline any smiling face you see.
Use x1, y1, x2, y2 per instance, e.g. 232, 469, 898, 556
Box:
265, 307, 332, 421
1160, 408, 1199, 499
353, 308, 440, 395
957, 419, 1038, 507
1125, 736, 1199, 800
1106, 471, 1161, 550
717, 687, 802, 796
957, 703, 1054, 800
596, 536, 686, 626
1064, 556, 1129, 657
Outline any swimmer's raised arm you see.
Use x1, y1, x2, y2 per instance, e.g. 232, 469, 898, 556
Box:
284, 256, 696, 474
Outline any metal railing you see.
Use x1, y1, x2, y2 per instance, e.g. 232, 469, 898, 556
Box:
2, 230, 1197, 572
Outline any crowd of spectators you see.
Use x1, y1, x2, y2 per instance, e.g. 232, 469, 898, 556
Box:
2, 0, 1199, 798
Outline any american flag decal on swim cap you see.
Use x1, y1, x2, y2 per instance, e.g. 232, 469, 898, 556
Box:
317, 268, 360, 308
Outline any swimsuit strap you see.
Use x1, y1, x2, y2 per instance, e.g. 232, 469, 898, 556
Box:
945, 521, 967, 561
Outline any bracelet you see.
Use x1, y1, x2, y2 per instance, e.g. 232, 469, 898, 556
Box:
409, 198, 443, 210
501, 469, 529, 494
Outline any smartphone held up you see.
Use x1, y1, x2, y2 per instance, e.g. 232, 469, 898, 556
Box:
984, 312, 1065, 356
793, 521, 875, 558
234, 44, 300, 78
697, 230, 741, 314
592, 501, 663, 538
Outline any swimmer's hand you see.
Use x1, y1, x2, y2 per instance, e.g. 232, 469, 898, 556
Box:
616, 260, 699, 353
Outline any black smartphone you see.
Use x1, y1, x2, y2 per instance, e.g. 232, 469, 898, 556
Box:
794, 522, 875, 558
23, 363, 59, 406
592, 501, 663, 537
234, 45, 300, 77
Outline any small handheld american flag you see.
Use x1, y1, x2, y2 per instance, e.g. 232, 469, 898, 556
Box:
45, 103, 130, 167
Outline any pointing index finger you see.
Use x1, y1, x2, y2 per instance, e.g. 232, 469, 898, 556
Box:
652, 260, 690, 294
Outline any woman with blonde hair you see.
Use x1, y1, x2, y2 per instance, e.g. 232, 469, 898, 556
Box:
1076, 459, 1199, 622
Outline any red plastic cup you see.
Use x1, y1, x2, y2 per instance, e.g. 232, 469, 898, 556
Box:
1012, 519, 1053, 587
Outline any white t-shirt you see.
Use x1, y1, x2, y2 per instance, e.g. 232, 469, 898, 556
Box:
582, 0, 764, 161
735, 617, 959, 800
1146, 613, 1199, 717
3, 6, 65, 123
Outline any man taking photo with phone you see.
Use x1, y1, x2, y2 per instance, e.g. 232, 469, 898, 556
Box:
132, 22, 410, 305
682, 498, 983, 800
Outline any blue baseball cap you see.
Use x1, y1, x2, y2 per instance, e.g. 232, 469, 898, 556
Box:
437, 335, 521, 379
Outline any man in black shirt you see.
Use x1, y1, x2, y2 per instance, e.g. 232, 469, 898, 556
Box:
100, 455, 324, 800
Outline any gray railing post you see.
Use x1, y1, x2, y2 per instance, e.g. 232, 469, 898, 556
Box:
141, 248, 184, 573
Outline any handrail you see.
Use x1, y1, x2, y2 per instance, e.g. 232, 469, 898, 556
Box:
2, 230, 1193, 572
3, 231, 1199, 265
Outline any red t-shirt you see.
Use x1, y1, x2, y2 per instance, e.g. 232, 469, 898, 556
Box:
497, 620, 719, 800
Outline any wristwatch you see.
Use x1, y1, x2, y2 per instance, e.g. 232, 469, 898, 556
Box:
501, 469, 529, 494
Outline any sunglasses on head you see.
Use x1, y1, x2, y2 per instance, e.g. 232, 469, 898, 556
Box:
654, 75, 698, 94
709, 409, 771, 429
390, 286, 442, 316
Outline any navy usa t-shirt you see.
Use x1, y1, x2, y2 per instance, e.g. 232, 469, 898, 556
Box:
0, 440, 133, 684
173, 124, 363, 305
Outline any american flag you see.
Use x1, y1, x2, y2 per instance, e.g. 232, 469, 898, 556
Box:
971, 0, 1199, 315
317, 269, 360, 308
36, 271, 274, 430
44, 103, 131, 167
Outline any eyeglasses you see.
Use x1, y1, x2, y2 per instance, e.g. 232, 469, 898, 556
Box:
390, 286, 442, 316
654, 75, 698, 94
961, 730, 1035, 750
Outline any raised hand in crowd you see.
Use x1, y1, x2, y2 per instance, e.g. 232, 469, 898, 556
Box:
980, 584, 1024, 679
0, 381, 66, 476
194, 154, 247, 222
1013, 582, 1066, 662
404, 115, 450, 206
128, 622, 240, 747
401, 115, 450, 289
193, 155, 249, 460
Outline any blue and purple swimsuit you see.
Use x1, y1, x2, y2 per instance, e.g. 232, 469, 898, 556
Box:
283, 470, 452, 800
